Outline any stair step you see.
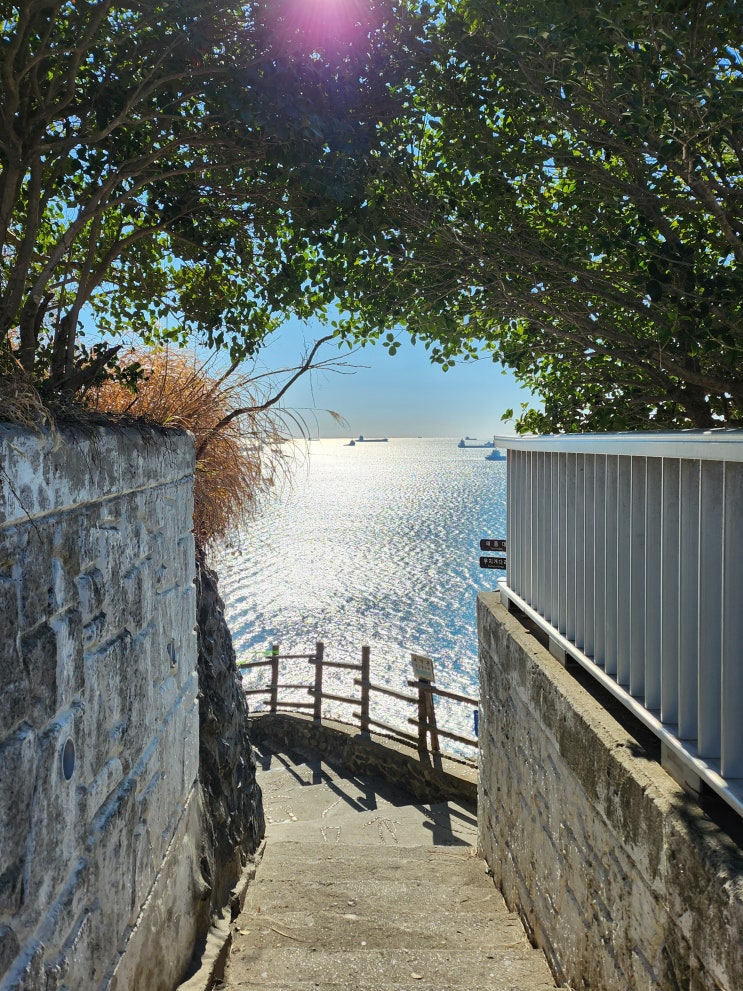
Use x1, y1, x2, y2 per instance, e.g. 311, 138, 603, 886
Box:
226, 946, 557, 990
244, 845, 519, 944
265, 801, 477, 847
221, 739, 556, 991
258, 757, 478, 848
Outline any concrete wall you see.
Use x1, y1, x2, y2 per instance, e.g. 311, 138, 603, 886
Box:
0, 423, 203, 991
477, 592, 743, 991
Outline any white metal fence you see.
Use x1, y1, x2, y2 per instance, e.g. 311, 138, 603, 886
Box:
496, 431, 743, 818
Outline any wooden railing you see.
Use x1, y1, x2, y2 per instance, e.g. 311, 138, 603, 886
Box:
239, 642, 480, 756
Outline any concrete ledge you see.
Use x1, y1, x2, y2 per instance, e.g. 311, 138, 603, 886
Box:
176, 841, 266, 991
477, 591, 743, 991
174, 920, 231, 991
0, 421, 192, 527
248, 712, 477, 808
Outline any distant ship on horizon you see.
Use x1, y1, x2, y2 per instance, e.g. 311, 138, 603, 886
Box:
458, 437, 494, 449
356, 435, 389, 443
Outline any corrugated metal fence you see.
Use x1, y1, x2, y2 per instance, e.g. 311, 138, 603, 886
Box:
497, 430, 743, 818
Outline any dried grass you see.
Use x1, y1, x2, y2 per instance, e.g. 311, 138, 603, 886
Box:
87, 348, 296, 548
0, 345, 55, 432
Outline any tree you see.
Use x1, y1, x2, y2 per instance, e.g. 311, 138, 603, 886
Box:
319, 0, 743, 430
0, 0, 420, 397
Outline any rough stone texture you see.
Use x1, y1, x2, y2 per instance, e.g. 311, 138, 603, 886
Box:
249, 712, 477, 806
477, 591, 743, 991
0, 423, 202, 991
194, 549, 265, 919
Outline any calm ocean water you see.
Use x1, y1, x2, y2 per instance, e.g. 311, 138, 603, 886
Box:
212, 436, 507, 749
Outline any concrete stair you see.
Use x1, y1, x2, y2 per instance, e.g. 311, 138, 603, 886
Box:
222, 739, 556, 991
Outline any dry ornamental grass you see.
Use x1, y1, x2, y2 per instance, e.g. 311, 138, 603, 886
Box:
87, 348, 295, 549
0, 343, 54, 432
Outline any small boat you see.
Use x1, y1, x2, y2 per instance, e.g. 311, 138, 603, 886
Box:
346, 439, 356, 446
485, 449, 507, 461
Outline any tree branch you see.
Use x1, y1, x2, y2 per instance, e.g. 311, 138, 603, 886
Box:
194, 335, 336, 461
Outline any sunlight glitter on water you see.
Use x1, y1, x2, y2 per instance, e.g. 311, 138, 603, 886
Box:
212, 437, 507, 753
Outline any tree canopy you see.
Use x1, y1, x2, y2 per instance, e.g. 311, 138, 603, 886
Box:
0, 0, 419, 396
319, 0, 743, 431
4, 0, 742, 431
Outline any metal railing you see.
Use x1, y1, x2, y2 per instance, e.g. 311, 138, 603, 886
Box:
496, 430, 743, 818
239, 643, 479, 757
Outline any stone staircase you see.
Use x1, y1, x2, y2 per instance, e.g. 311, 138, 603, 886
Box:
221, 738, 557, 991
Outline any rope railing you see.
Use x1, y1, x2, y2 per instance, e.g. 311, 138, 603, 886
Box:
238, 642, 479, 757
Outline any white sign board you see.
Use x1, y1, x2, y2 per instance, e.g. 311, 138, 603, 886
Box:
411, 653, 435, 682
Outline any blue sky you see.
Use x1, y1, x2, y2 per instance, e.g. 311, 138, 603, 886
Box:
246, 315, 538, 439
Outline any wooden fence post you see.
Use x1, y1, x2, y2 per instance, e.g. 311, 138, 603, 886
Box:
417, 678, 440, 754
313, 641, 324, 722
417, 679, 428, 753
270, 643, 279, 714
360, 645, 371, 736
426, 687, 440, 753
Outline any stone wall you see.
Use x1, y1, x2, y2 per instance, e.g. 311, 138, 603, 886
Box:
0, 422, 204, 991
194, 551, 265, 918
477, 592, 743, 991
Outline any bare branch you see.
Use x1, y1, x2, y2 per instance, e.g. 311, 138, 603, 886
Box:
194, 335, 336, 460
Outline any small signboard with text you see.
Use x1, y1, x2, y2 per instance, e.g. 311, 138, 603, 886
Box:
411, 653, 435, 682
479, 537, 507, 570
480, 538, 507, 552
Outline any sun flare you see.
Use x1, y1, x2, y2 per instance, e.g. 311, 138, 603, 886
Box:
276, 0, 373, 51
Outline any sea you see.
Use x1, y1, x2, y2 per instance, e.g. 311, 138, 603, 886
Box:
212, 436, 507, 753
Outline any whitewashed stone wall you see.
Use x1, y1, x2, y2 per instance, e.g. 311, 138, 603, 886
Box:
0, 423, 202, 991
477, 591, 743, 991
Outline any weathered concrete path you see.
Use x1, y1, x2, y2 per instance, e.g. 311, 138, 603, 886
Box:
222, 738, 556, 991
